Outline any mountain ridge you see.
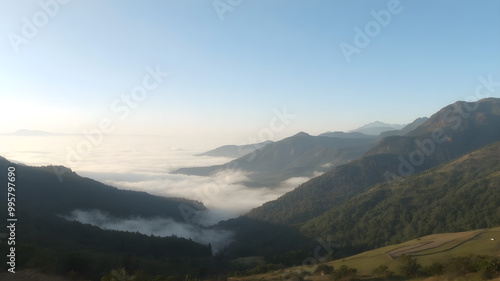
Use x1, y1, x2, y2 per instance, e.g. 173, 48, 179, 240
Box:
246, 98, 500, 225
172, 132, 379, 187
0, 156, 204, 221
195, 140, 273, 158
350, 121, 406, 135
300, 140, 500, 251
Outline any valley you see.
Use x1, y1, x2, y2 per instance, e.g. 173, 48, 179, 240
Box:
1, 98, 500, 280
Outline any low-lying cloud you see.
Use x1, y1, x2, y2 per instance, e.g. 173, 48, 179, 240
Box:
63, 209, 233, 253
4, 136, 319, 244
100, 169, 312, 226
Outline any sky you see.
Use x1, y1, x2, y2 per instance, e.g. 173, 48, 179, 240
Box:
1, 0, 500, 147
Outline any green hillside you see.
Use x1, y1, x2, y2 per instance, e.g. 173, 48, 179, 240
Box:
230, 227, 500, 281
0, 156, 203, 221
0, 156, 218, 280
221, 99, 500, 262
246, 98, 500, 227
300, 141, 500, 251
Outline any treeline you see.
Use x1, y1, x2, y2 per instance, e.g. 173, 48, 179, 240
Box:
1, 210, 218, 280
0, 157, 237, 279
11, 163, 204, 221
397, 254, 500, 280
272, 254, 500, 281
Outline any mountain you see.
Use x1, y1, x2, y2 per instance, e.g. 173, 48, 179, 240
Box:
300, 140, 500, 251
379, 117, 429, 137
245, 153, 402, 224
367, 99, 500, 162
0, 156, 203, 221
318, 131, 375, 139
350, 121, 406, 135
0, 156, 220, 280
246, 98, 500, 226
173, 132, 379, 187
195, 140, 273, 158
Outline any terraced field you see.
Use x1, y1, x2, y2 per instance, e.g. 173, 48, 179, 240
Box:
230, 226, 500, 281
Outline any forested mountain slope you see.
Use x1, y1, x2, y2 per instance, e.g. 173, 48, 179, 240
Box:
246, 98, 500, 226
174, 132, 378, 187
300, 141, 500, 251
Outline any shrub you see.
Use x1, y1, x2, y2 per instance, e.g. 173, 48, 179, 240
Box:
314, 264, 334, 275
397, 255, 421, 277
372, 264, 394, 279
332, 265, 358, 281
422, 262, 444, 276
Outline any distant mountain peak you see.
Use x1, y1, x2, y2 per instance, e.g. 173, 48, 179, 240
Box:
4, 129, 65, 136
195, 140, 273, 158
293, 132, 310, 137
355, 121, 405, 129
349, 121, 406, 135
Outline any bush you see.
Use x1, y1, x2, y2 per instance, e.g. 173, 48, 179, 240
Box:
397, 255, 421, 277
283, 270, 305, 281
332, 265, 358, 281
314, 264, 334, 275
445, 255, 499, 279
477, 257, 499, 280
422, 262, 443, 276
372, 265, 394, 279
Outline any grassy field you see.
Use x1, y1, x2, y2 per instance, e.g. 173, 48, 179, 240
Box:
230, 226, 500, 281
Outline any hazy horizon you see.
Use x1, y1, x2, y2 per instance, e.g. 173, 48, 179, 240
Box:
0, 135, 315, 224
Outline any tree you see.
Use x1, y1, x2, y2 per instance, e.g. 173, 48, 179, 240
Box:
372, 264, 394, 279
332, 265, 358, 281
314, 264, 334, 275
397, 255, 421, 277
422, 262, 443, 276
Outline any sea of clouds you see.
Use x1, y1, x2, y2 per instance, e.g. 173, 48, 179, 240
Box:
0, 135, 314, 250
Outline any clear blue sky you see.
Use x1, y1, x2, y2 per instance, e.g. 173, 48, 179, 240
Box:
1, 0, 499, 145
